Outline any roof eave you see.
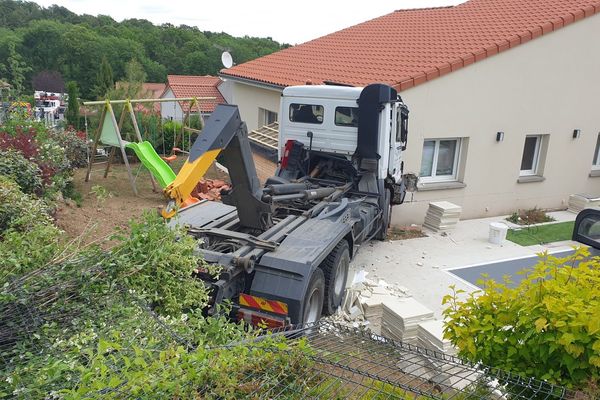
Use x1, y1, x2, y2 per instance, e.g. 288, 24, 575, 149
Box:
219, 73, 287, 91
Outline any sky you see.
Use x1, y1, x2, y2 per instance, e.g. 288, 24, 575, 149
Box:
30, 0, 464, 45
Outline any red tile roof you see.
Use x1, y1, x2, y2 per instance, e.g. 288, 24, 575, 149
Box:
221, 0, 600, 91
165, 75, 226, 113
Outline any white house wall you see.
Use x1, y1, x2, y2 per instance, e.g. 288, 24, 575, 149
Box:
394, 13, 600, 225
228, 81, 282, 131
160, 88, 185, 122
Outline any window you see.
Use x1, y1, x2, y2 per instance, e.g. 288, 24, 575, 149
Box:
593, 134, 600, 170
420, 138, 460, 181
334, 107, 358, 127
520, 135, 541, 176
289, 103, 323, 124
258, 108, 277, 126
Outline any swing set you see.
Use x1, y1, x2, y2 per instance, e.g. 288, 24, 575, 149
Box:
83, 97, 213, 195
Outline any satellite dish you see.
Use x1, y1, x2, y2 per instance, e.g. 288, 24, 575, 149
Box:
221, 51, 234, 69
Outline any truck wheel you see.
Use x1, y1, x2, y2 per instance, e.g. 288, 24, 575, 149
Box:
301, 268, 325, 325
375, 189, 392, 240
321, 240, 350, 315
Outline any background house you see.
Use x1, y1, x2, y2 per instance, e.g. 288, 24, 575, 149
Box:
220, 0, 600, 225
160, 75, 226, 122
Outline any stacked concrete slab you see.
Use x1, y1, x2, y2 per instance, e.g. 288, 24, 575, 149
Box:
568, 194, 600, 213
380, 298, 434, 342
417, 319, 456, 355
423, 201, 462, 232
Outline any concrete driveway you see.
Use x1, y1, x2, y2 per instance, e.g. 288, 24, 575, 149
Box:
349, 211, 579, 318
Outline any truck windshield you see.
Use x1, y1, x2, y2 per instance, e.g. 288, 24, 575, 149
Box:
289, 104, 323, 124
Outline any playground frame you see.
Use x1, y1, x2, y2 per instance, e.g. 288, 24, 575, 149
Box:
83, 97, 214, 195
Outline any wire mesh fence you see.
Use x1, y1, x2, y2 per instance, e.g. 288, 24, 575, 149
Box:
0, 255, 577, 399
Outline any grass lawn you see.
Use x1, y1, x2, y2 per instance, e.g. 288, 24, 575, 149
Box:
506, 221, 575, 246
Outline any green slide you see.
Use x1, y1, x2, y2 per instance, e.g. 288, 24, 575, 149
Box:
126, 141, 177, 188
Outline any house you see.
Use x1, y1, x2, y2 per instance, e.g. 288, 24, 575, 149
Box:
141, 83, 166, 113
220, 0, 600, 225
160, 75, 226, 122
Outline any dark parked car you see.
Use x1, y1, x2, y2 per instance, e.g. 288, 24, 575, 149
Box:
573, 207, 600, 254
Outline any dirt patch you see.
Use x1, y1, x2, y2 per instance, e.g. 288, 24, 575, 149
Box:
387, 226, 427, 241
55, 159, 228, 246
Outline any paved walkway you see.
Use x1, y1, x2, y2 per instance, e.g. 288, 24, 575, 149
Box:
349, 211, 579, 319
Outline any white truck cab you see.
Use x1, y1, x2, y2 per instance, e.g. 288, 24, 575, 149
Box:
279, 85, 408, 185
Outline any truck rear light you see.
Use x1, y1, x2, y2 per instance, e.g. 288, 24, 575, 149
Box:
280, 139, 295, 169
237, 309, 287, 328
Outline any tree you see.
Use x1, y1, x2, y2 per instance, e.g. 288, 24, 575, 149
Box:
31, 70, 64, 93
95, 56, 114, 99
6, 41, 30, 94
65, 81, 79, 129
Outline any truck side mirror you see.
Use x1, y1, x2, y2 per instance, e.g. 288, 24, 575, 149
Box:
400, 105, 409, 150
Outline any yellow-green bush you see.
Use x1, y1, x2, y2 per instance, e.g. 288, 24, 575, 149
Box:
443, 248, 600, 390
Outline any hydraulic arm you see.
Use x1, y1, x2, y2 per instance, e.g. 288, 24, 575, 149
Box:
162, 104, 273, 230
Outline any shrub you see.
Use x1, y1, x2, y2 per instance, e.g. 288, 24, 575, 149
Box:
507, 207, 555, 225
0, 223, 63, 283
49, 127, 88, 168
0, 175, 53, 233
0, 149, 42, 194
105, 211, 217, 316
160, 120, 183, 152
0, 122, 74, 196
443, 247, 600, 390
0, 211, 310, 399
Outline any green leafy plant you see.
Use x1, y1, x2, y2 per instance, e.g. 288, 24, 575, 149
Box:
0, 175, 53, 233
443, 247, 600, 391
105, 211, 215, 316
0, 149, 42, 194
506, 207, 555, 225
89, 184, 112, 205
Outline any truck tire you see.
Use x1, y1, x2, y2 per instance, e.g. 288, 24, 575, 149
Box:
301, 268, 325, 325
320, 240, 350, 315
375, 189, 392, 241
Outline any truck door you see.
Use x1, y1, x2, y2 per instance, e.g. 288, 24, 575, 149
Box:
388, 103, 409, 182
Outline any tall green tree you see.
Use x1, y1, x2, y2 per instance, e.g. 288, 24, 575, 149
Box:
95, 56, 114, 99
65, 80, 79, 129
5, 41, 30, 94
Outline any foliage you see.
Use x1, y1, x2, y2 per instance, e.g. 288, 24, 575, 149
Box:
0, 0, 286, 98
0, 117, 78, 197
49, 126, 88, 168
0, 209, 311, 399
443, 248, 600, 391
507, 207, 555, 225
0, 221, 62, 281
106, 211, 216, 316
3, 40, 30, 94
94, 56, 114, 99
507, 221, 575, 246
161, 119, 182, 151
0, 175, 53, 233
0, 148, 42, 194
65, 80, 79, 129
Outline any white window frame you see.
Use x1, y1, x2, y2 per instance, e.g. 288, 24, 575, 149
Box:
420, 138, 461, 183
258, 107, 278, 126
593, 134, 600, 170
520, 135, 542, 176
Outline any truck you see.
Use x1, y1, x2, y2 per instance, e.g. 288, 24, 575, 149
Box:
162, 83, 409, 326
573, 207, 600, 254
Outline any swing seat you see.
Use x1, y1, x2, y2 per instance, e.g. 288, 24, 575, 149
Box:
162, 154, 178, 163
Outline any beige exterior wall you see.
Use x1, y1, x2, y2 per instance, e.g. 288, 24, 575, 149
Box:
394, 13, 600, 225
226, 13, 600, 226
227, 81, 282, 131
